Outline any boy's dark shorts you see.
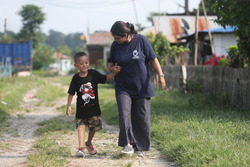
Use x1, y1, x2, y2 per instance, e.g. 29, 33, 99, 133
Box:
75, 116, 102, 131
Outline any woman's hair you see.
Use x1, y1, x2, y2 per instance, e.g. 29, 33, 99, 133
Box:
110, 21, 137, 37
74, 51, 88, 63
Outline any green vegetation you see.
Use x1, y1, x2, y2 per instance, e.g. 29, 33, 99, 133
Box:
99, 86, 250, 167
214, 1, 250, 67
0, 76, 66, 135
1, 76, 249, 166
0, 77, 43, 132
35, 84, 65, 105
17, 4, 45, 49
27, 131, 70, 167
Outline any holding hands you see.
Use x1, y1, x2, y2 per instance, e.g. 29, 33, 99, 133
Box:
108, 63, 122, 75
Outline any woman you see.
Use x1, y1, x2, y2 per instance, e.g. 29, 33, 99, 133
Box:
107, 21, 166, 157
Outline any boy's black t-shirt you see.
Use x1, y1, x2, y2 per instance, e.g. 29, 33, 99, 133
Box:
68, 69, 107, 119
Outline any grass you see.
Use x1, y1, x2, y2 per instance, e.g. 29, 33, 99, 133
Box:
2, 76, 249, 166
27, 114, 75, 167
35, 84, 65, 106
98, 84, 119, 125
99, 86, 250, 167
150, 90, 250, 167
0, 76, 44, 135
27, 131, 71, 167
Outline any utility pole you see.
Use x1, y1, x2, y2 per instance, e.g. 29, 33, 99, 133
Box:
185, 0, 189, 15
4, 18, 7, 37
132, 0, 139, 28
158, 0, 161, 33
201, 0, 214, 55
194, 9, 199, 65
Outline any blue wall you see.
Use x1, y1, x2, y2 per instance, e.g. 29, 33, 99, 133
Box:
0, 41, 32, 75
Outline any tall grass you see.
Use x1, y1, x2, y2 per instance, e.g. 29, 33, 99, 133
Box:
0, 77, 43, 134
99, 86, 250, 167
0, 76, 67, 135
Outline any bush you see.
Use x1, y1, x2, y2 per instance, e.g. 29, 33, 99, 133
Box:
186, 77, 203, 94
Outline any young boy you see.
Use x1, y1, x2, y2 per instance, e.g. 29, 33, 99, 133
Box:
66, 52, 121, 157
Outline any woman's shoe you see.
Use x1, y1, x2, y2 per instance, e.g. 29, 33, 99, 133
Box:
120, 144, 134, 155
134, 150, 144, 158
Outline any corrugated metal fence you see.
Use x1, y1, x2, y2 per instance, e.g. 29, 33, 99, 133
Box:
160, 65, 250, 108
0, 41, 32, 76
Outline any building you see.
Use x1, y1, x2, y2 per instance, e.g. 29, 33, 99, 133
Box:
49, 52, 73, 75
179, 26, 237, 64
140, 14, 220, 44
86, 32, 113, 66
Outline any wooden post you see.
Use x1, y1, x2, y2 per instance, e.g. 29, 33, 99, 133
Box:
201, 0, 214, 55
194, 9, 199, 65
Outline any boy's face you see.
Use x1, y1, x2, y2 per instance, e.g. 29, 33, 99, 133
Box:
74, 56, 89, 73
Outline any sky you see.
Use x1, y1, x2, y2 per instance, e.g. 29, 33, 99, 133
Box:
1, 0, 201, 35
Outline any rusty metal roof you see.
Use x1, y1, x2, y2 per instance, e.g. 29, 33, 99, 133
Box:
86, 31, 113, 45
141, 15, 219, 43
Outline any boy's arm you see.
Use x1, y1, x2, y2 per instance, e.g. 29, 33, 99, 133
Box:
106, 63, 122, 81
66, 94, 73, 116
106, 73, 116, 81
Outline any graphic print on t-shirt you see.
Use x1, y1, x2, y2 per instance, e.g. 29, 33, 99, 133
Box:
79, 82, 95, 105
132, 50, 139, 59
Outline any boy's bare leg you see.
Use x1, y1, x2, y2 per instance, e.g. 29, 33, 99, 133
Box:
77, 125, 86, 149
86, 130, 95, 144
85, 130, 97, 155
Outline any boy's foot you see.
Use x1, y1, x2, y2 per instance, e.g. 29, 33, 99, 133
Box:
85, 142, 97, 155
134, 150, 144, 158
75, 148, 85, 157
120, 144, 134, 155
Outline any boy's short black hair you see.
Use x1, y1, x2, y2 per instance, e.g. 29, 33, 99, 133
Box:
74, 52, 88, 63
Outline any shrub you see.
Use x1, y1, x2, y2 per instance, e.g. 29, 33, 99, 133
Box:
185, 77, 203, 94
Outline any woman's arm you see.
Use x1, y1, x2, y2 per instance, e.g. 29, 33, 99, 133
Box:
150, 58, 166, 90
106, 63, 122, 80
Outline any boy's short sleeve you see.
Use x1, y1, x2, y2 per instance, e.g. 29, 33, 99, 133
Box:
93, 70, 107, 84
68, 75, 76, 95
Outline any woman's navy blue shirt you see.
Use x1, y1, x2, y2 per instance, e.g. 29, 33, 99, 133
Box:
108, 34, 156, 98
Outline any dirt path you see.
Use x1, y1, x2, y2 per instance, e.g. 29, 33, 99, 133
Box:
0, 87, 175, 167
0, 89, 62, 167
64, 124, 174, 167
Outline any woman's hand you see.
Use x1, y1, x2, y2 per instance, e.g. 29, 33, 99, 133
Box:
111, 65, 122, 74
158, 75, 166, 90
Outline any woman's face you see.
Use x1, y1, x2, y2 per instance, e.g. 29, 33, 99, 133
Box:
112, 35, 128, 44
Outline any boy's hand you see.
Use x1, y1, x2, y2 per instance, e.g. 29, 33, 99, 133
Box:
112, 65, 122, 74
66, 106, 71, 116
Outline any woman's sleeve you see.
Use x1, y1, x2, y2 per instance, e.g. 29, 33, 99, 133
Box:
142, 35, 157, 63
107, 42, 116, 63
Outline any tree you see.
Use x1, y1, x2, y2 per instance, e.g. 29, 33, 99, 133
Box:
64, 32, 84, 53
214, 0, 250, 67
147, 12, 166, 26
198, 0, 216, 14
32, 44, 54, 70
146, 32, 171, 65
45, 30, 84, 55
55, 46, 72, 57
17, 4, 45, 48
45, 30, 65, 48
